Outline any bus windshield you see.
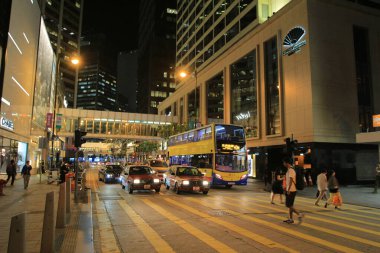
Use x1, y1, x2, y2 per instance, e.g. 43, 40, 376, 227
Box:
216, 154, 247, 172
215, 124, 245, 142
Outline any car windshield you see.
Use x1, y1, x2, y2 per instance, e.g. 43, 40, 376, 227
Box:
177, 167, 202, 176
105, 165, 123, 173
129, 166, 152, 175
149, 160, 168, 167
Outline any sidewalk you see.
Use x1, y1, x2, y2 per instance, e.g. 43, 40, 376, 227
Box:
0, 174, 94, 253
247, 178, 380, 209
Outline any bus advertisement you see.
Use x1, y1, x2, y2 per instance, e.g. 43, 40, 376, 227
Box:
167, 124, 248, 187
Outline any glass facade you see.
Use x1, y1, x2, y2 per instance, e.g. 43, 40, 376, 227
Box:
206, 72, 224, 123
353, 26, 373, 132
187, 87, 200, 123
264, 36, 280, 135
230, 50, 258, 138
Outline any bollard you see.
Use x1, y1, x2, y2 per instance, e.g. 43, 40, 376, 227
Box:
41, 192, 55, 253
66, 178, 71, 214
8, 213, 25, 253
56, 183, 66, 228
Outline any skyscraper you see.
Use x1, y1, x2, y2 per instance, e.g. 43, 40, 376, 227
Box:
38, 0, 84, 108
117, 50, 138, 112
137, 0, 177, 114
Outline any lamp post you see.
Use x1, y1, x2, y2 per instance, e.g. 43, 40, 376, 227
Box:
179, 68, 198, 128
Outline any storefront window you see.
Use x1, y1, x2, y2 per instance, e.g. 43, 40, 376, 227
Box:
230, 50, 258, 138
206, 72, 224, 123
188, 87, 200, 124
0, 138, 26, 173
264, 36, 281, 135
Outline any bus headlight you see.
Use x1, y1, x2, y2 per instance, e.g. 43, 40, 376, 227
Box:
106, 174, 113, 178
202, 181, 209, 186
182, 180, 190, 186
240, 174, 248, 180
133, 179, 141, 184
215, 174, 223, 180
153, 178, 160, 183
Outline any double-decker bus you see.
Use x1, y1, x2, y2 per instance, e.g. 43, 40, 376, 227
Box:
167, 123, 248, 187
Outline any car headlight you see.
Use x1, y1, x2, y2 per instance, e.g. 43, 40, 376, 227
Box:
153, 178, 160, 183
106, 174, 113, 178
202, 181, 209, 186
182, 180, 190, 186
133, 179, 140, 184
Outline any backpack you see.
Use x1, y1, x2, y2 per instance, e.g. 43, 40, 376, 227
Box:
294, 166, 305, 190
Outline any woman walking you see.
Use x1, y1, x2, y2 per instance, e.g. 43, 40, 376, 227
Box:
271, 168, 284, 204
325, 170, 343, 209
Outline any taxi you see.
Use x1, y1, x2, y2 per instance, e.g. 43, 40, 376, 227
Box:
121, 165, 161, 194
146, 159, 169, 183
164, 165, 209, 195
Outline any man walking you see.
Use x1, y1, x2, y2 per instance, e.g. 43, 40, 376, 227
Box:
315, 169, 328, 206
6, 160, 17, 186
21, 161, 32, 189
283, 157, 304, 224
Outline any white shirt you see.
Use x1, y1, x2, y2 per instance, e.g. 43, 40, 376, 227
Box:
286, 168, 296, 192
317, 173, 328, 191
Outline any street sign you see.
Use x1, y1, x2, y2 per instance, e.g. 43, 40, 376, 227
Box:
46, 113, 53, 128
56, 113, 62, 129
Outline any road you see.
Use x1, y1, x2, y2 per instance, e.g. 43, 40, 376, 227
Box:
86, 168, 380, 253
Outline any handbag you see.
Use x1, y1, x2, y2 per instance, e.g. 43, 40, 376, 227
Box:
333, 195, 342, 206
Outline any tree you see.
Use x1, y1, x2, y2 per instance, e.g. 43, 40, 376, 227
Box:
135, 141, 160, 161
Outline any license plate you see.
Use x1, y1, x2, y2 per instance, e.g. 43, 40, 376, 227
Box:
144, 185, 151, 189
228, 182, 234, 185
193, 186, 200, 191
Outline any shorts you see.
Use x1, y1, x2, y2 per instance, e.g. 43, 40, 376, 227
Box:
285, 191, 297, 208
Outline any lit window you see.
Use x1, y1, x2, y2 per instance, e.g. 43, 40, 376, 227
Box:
163, 72, 168, 78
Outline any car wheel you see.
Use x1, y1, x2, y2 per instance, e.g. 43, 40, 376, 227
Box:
122, 184, 125, 189
99, 176, 102, 181
175, 183, 181, 194
155, 188, 160, 193
203, 191, 209, 195
225, 185, 232, 189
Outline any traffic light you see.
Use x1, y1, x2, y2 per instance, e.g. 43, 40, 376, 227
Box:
74, 130, 87, 147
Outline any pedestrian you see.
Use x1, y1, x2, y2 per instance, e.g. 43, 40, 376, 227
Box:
59, 162, 69, 183
374, 163, 380, 193
282, 157, 304, 224
270, 168, 284, 204
315, 169, 328, 206
6, 160, 17, 186
325, 170, 343, 209
21, 160, 32, 189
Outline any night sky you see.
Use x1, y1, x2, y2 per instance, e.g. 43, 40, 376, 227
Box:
83, 0, 139, 57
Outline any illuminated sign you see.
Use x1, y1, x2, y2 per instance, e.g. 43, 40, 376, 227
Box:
282, 26, 307, 56
235, 111, 250, 121
221, 144, 241, 151
373, 114, 380, 127
0, 117, 14, 131
166, 8, 178, 14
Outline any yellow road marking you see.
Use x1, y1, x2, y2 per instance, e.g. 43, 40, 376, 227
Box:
254, 195, 380, 227
221, 196, 380, 249
252, 197, 380, 236
118, 200, 175, 253
142, 199, 237, 253
164, 198, 298, 253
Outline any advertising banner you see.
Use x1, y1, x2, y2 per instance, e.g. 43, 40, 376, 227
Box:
373, 114, 380, 128
46, 113, 53, 128
56, 113, 62, 129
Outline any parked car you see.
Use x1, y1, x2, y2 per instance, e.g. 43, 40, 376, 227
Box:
146, 159, 169, 183
98, 164, 124, 183
121, 165, 161, 194
164, 165, 210, 195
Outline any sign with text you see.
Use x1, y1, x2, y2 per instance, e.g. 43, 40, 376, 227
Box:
46, 113, 53, 128
0, 117, 14, 131
56, 113, 62, 129
282, 26, 307, 56
373, 114, 380, 128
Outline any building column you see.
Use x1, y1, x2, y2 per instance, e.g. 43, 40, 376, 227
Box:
200, 79, 206, 125
224, 66, 231, 124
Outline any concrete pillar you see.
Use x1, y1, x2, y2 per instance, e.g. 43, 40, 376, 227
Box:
8, 213, 25, 253
66, 178, 71, 214
56, 183, 66, 228
41, 192, 55, 253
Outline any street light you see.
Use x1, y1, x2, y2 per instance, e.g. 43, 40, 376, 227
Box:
178, 68, 198, 128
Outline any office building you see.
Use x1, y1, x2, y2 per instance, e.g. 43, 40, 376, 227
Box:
117, 50, 138, 112
158, 0, 380, 183
137, 0, 177, 114
39, 0, 84, 108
